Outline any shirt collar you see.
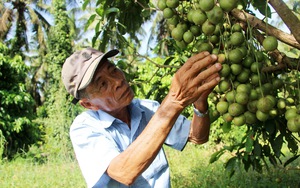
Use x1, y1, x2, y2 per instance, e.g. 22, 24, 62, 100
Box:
95, 99, 145, 128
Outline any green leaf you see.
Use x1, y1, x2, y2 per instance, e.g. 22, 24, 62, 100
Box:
96, 7, 104, 17
253, 158, 262, 173
242, 158, 251, 172
264, 119, 276, 136
222, 121, 231, 133
82, 0, 90, 10
285, 134, 298, 154
141, 9, 151, 17
284, 155, 300, 167
253, 0, 271, 18
271, 134, 283, 158
245, 131, 254, 153
92, 31, 101, 46
85, 14, 96, 31
253, 141, 262, 157
225, 157, 237, 178
163, 57, 175, 66
269, 155, 277, 166
95, 22, 101, 33
104, 7, 120, 15
209, 148, 226, 163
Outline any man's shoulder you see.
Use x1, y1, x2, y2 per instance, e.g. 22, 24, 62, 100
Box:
70, 110, 102, 131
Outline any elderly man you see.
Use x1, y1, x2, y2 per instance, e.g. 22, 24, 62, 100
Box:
62, 47, 221, 188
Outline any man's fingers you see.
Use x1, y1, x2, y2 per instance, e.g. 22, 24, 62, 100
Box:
197, 76, 220, 93
195, 62, 222, 83
182, 51, 213, 72
191, 55, 217, 74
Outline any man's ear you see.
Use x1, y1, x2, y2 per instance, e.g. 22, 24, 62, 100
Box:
79, 99, 99, 111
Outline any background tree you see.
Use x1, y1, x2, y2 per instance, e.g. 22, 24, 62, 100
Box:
33, 0, 81, 160
84, 0, 300, 175
0, 42, 39, 160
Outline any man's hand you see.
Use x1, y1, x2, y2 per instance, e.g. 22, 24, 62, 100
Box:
169, 51, 222, 109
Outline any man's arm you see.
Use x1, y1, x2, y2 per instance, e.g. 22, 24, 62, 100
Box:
188, 101, 211, 144
106, 52, 221, 185
188, 70, 220, 144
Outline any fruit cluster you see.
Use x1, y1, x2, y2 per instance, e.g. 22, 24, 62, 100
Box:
158, 0, 300, 132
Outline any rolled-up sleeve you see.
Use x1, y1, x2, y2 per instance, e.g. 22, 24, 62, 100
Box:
139, 99, 191, 151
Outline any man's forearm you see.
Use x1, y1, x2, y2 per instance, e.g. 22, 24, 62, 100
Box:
107, 95, 183, 185
189, 114, 210, 144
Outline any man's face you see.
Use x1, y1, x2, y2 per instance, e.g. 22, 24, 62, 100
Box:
84, 60, 134, 112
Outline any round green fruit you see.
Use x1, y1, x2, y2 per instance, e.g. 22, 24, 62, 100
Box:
207, 5, 224, 24
190, 25, 201, 36
249, 89, 258, 101
237, 69, 250, 83
287, 116, 300, 132
166, 0, 179, 8
209, 35, 219, 44
250, 74, 260, 85
192, 10, 207, 25
198, 42, 213, 53
233, 115, 246, 126
167, 15, 179, 26
272, 78, 284, 89
232, 23, 242, 32
235, 92, 249, 105
256, 110, 269, 122
285, 108, 298, 120
158, 0, 167, 10
225, 90, 236, 103
187, 9, 196, 22
171, 27, 184, 41
219, 0, 238, 12
244, 111, 258, 124
230, 32, 244, 46
219, 63, 231, 77
163, 8, 174, 19
247, 100, 258, 113
236, 84, 250, 94
277, 99, 286, 110
202, 20, 216, 36
199, 0, 215, 11
263, 36, 278, 51
175, 40, 187, 49
255, 51, 265, 62
230, 64, 242, 75
218, 79, 231, 93
228, 49, 244, 64
242, 56, 254, 68
257, 96, 275, 113
250, 62, 263, 73
228, 103, 245, 117
183, 30, 194, 43
223, 112, 233, 122
217, 101, 229, 114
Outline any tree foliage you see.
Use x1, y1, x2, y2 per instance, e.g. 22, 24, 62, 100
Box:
82, 0, 154, 51
0, 42, 40, 160
84, 0, 300, 175
0, 0, 299, 177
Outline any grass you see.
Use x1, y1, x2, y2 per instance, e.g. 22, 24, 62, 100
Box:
0, 158, 85, 188
0, 142, 299, 188
165, 143, 300, 188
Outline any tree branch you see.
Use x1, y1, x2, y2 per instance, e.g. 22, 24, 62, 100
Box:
250, 27, 300, 72
268, 0, 300, 44
230, 9, 300, 50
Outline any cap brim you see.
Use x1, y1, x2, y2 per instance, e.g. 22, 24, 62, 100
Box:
78, 49, 119, 90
